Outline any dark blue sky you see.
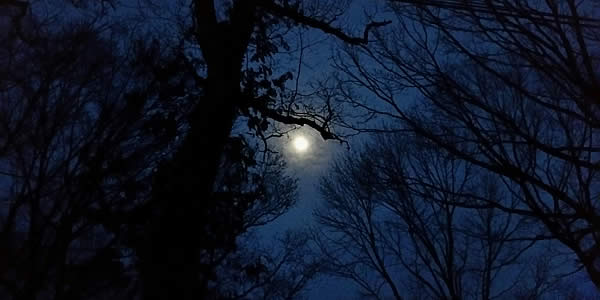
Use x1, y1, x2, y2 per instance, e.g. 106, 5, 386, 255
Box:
22, 1, 599, 298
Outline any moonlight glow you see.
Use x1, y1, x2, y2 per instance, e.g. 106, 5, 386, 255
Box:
293, 136, 309, 152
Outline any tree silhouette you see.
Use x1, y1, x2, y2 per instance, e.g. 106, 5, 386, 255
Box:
315, 133, 575, 299
0, 9, 191, 298
330, 0, 600, 288
1, 0, 389, 299
136, 1, 389, 299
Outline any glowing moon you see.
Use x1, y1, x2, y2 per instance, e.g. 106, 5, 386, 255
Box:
293, 136, 309, 152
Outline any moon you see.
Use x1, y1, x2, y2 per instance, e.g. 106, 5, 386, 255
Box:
293, 136, 309, 152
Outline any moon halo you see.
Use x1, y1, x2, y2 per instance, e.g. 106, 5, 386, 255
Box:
292, 136, 309, 153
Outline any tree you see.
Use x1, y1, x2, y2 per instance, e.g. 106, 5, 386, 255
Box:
1, 0, 391, 299
315, 133, 575, 299
2, 5, 326, 300
0, 3, 307, 299
135, 1, 391, 299
329, 0, 600, 288
213, 231, 323, 300
0, 7, 192, 298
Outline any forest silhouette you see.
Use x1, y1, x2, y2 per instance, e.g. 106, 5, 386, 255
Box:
0, 0, 599, 299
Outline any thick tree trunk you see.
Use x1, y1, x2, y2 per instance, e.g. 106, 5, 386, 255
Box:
139, 64, 240, 300
138, 2, 251, 297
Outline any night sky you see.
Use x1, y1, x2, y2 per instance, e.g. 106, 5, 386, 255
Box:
2, 0, 600, 299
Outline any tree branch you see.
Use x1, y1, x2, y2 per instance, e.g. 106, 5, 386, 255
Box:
257, 0, 391, 45
259, 107, 338, 141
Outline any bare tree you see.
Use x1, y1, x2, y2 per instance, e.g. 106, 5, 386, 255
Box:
212, 230, 323, 300
134, 1, 393, 299
314, 133, 573, 299
0, 5, 211, 298
329, 0, 600, 288
0, 1, 393, 298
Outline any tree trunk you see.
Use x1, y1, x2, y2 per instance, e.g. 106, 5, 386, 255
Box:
138, 4, 251, 297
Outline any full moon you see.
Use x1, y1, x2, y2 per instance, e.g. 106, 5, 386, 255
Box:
293, 136, 309, 152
